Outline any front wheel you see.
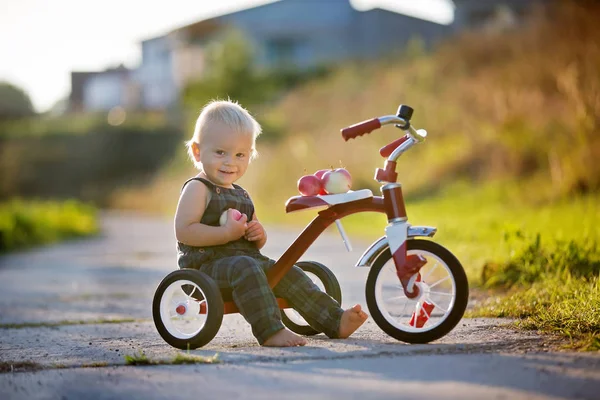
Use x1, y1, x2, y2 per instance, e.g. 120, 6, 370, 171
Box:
365, 239, 468, 344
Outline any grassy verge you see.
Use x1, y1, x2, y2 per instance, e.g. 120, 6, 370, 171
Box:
124, 351, 220, 366
0, 198, 99, 253
467, 233, 599, 350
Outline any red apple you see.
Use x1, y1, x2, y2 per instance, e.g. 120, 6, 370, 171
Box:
297, 174, 322, 196
322, 168, 352, 194
219, 209, 243, 226
314, 169, 329, 179
314, 169, 330, 195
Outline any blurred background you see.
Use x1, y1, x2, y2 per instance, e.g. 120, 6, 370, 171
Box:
0, 0, 598, 346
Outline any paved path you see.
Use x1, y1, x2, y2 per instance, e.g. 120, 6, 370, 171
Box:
1, 212, 598, 399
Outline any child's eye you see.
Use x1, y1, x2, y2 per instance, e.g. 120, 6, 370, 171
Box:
236, 153, 246, 158
215, 150, 225, 155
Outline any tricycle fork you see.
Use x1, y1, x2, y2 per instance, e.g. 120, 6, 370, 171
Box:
381, 183, 426, 299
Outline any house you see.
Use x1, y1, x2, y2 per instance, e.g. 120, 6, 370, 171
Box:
69, 65, 138, 112
71, 0, 451, 112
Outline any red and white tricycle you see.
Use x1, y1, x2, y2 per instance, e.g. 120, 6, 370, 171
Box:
153, 104, 469, 349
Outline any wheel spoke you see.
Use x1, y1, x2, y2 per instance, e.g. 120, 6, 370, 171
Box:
429, 275, 451, 289
428, 290, 454, 297
387, 294, 407, 303
429, 298, 448, 313
422, 261, 439, 282
399, 299, 409, 318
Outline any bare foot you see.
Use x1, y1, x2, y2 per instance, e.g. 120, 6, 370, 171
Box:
338, 304, 369, 338
263, 328, 307, 347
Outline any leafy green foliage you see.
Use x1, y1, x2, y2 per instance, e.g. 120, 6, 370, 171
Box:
0, 199, 99, 252
183, 28, 265, 110
0, 81, 35, 120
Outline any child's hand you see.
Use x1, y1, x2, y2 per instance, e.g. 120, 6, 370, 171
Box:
245, 219, 266, 244
223, 209, 248, 241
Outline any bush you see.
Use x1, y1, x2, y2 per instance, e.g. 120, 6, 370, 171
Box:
0, 199, 99, 252
0, 81, 35, 120
0, 114, 183, 205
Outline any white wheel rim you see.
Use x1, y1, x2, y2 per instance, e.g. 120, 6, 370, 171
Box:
159, 279, 208, 339
282, 271, 324, 326
374, 249, 457, 333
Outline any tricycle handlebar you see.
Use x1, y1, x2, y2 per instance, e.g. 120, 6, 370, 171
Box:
341, 115, 414, 141
341, 113, 427, 163
341, 118, 382, 141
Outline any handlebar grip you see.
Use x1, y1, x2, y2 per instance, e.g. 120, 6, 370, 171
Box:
341, 118, 381, 141
379, 136, 409, 157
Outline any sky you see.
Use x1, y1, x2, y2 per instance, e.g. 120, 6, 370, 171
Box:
0, 0, 454, 112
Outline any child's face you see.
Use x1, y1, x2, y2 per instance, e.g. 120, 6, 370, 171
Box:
195, 123, 254, 188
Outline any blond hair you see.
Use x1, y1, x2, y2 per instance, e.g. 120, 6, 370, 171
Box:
186, 100, 262, 168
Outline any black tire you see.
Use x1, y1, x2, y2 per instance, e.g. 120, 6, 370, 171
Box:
152, 269, 224, 349
281, 261, 342, 336
365, 239, 468, 344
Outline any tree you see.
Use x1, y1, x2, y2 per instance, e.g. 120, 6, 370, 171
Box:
0, 81, 35, 120
183, 28, 269, 111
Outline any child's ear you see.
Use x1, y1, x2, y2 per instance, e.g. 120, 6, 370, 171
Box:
191, 142, 201, 162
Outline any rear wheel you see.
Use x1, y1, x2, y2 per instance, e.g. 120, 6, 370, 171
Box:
152, 269, 224, 349
281, 261, 342, 336
365, 240, 468, 344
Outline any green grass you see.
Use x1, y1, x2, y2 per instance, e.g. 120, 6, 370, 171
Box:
170, 353, 220, 365
124, 351, 152, 366
0, 198, 99, 253
124, 351, 220, 366
468, 276, 599, 351
466, 230, 599, 350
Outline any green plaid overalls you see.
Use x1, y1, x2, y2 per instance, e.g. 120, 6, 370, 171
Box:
177, 177, 343, 344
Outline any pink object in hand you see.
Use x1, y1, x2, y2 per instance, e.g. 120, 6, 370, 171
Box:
219, 209, 242, 226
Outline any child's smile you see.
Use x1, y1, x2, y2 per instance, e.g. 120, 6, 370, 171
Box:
195, 124, 254, 188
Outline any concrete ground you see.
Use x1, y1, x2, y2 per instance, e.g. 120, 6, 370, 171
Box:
0, 212, 598, 399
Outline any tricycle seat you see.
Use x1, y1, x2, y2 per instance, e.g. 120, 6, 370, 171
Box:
285, 189, 373, 213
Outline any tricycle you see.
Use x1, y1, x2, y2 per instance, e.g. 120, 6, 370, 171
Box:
152, 104, 469, 349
